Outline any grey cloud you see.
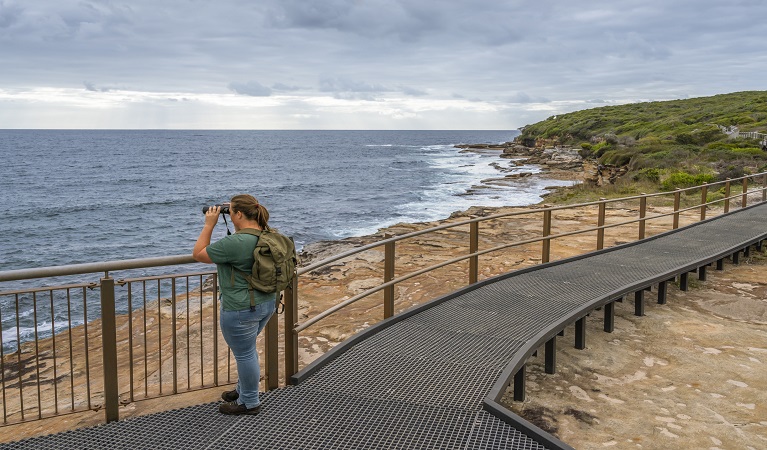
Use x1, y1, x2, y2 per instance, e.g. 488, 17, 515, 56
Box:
228, 81, 272, 97
83, 81, 111, 92
401, 86, 427, 96
505, 93, 551, 104
272, 83, 303, 91
319, 76, 392, 94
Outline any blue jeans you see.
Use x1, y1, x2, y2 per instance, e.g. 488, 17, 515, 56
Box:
219, 300, 275, 409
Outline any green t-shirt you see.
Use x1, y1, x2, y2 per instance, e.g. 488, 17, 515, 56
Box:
206, 232, 274, 311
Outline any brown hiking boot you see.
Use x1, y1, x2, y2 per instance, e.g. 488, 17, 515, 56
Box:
219, 400, 261, 415
221, 389, 239, 402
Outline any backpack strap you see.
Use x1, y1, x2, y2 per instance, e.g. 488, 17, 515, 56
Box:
232, 228, 264, 311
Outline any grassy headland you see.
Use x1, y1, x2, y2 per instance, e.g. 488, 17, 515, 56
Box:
516, 91, 767, 203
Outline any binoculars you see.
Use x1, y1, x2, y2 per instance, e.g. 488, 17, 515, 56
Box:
202, 204, 230, 214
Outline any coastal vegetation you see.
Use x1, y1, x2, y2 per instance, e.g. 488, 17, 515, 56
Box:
517, 91, 767, 201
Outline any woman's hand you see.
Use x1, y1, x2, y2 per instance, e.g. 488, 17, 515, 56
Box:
194, 205, 223, 263
204, 205, 222, 228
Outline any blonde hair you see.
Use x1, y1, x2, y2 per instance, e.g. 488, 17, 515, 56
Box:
230, 194, 269, 229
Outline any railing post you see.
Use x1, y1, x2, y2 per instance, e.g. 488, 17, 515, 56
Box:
264, 299, 279, 390
99, 274, 119, 423
542, 208, 552, 263
597, 198, 606, 250
724, 178, 731, 213
638, 194, 647, 240
383, 234, 395, 319
700, 184, 708, 221
469, 220, 479, 284
171, 278, 178, 394
763, 173, 767, 202
742, 177, 748, 208
284, 275, 299, 383
673, 189, 681, 229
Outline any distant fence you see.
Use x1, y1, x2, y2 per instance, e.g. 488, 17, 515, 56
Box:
1, 172, 767, 427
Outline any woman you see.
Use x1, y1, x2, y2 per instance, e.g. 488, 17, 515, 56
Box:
193, 194, 275, 415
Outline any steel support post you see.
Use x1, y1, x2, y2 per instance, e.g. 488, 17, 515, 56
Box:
744, 245, 751, 257
716, 258, 724, 270
100, 275, 119, 423
545, 337, 557, 374
724, 179, 731, 213
657, 280, 667, 305
513, 365, 526, 401
680, 272, 689, 291
673, 189, 681, 229
634, 290, 645, 316
732, 250, 740, 265
604, 301, 614, 333
700, 184, 708, 221
698, 265, 707, 281
575, 317, 586, 350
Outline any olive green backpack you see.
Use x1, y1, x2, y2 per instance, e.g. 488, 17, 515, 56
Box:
233, 228, 297, 311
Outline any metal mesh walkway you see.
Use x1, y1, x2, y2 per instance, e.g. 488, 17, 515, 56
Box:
3, 204, 766, 450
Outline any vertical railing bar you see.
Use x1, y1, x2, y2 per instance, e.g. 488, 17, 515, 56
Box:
213, 275, 218, 387
742, 177, 748, 208
673, 189, 681, 229
700, 184, 708, 221
639, 194, 647, 240
66, 288, 74, 412
186, 276, 190, 390
542, 209, 552, 263
724, 178, 731, 213
171, 278, 178, 395
83, 286, 91, 410
0, 296, 6, 423
50, 290, 58, 415
15, 293, 24, 421
33, 292, 42, 419
157, 279, 162, 395
142, 281, 148, 398
128, 282, 134, 402
198, 275, 204, 387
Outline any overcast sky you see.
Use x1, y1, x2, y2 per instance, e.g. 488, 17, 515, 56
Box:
1, 0, 765, 130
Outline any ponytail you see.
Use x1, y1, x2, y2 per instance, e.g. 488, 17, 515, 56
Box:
230, 194, 269, 229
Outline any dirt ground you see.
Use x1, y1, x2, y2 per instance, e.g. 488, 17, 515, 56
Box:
504, 252, 767, 449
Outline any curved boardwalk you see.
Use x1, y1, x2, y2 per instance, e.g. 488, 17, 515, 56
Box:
3, 203, 766, 450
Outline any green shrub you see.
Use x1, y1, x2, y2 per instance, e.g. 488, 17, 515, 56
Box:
731, 147, 764, 157
661, 171, 715, 190
633, 168, 662, 183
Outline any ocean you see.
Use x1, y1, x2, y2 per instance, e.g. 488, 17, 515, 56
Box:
0, 129, 572, 350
